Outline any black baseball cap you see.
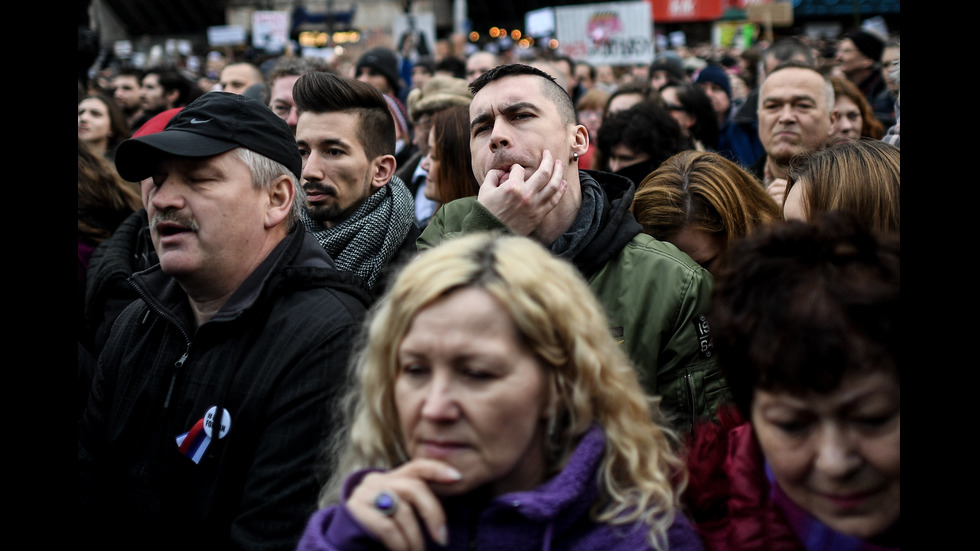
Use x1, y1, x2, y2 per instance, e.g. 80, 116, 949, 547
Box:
115, 91, 302, 182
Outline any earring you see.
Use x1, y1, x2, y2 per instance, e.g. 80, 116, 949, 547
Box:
571, 152, 579, 162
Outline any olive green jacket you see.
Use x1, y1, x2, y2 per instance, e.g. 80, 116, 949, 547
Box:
417, 170, 731, 434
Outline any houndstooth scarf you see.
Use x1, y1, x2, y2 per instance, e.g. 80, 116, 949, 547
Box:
301, 175, 415, 293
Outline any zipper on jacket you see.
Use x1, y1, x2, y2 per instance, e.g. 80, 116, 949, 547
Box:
163, 350, 188, 409
128, 282, 194, 411
685, 371, 695, 435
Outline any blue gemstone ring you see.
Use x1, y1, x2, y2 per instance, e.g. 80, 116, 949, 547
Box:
373, 490, 399, 517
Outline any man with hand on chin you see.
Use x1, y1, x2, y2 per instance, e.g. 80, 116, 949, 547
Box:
418, 64, 730, 435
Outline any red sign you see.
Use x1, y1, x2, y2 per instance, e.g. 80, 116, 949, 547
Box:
647, 0, 725, 22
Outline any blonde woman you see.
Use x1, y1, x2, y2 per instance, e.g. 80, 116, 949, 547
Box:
298, 233, 705, 551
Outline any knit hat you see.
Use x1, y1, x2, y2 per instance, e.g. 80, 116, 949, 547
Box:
694, 64, 732, 100
406, 76, 473, 123
414, 55, 436, 75
649, 56, 685, 83
356, 47, 401, 95
115, 92, 301, 182
842, 29, 885, 63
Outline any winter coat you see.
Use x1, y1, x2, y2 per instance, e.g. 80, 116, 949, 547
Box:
417, 170, 730, 435
296, 425, 706, 551
716, 116, 766, 171
82, 207, 156, 356
684, 407, 900, 551
78, 226, 372, 551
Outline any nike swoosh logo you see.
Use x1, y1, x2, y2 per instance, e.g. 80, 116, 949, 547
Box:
190, 118, 212, 124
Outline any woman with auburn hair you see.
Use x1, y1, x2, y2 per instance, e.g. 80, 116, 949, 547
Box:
632, 150, 782, 274
830, 75, 884, 140
77, 137, 141, 355
783, 138, 900, 233
685, 212, 900, 551
297, 233, 705, 551
418, 104, 479, 226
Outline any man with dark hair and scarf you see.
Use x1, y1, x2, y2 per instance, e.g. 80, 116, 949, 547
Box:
293, 71, 420, 301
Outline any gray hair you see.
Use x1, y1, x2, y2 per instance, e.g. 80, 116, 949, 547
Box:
234, 147, 306, 231
757, 61, 835, 113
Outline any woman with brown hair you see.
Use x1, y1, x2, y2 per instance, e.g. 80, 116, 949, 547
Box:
830, 75, 884, 140
77, 137, 141, 351
632, 150, 782, 274
783, 138, 900, 233
78, 94, 131, 160
418, 104, 480, 227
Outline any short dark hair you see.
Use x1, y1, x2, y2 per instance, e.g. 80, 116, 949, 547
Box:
766, 37, 815, 68
709, 212, 900, 419
292, 71, 395, 159
469, 63, 576, 124
434, 56, 466, 79
267, 56, 333, 86
602, 79, 658, 119
145, 66, 200, 107
576, 60, 596, 81
115, 66, 145, 82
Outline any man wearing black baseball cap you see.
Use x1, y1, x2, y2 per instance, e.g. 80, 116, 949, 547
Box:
79, 91, 372, 550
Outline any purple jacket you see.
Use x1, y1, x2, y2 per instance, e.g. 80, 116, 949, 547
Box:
296, 425, 705, 551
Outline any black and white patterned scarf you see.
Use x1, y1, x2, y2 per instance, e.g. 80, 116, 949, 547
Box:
301, 175, 415, 292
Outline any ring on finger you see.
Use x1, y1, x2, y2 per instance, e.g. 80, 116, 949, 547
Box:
372, 490, 399, 517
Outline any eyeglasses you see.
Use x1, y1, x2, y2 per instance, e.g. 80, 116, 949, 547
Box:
664, 103, 687, 112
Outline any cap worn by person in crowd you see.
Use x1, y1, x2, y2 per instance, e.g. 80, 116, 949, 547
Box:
132, 107, 184, 138
357, 47, 401, 95
406, 76, 473, 123
649, 56, 686, 82
414, 55, 436, 75
695, 64, 732, 100
843, 29, 885, 63
115, 91, 302, 183
683, 56, 708, 75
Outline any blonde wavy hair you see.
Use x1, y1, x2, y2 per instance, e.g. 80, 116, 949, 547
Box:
319, 232, 688, 551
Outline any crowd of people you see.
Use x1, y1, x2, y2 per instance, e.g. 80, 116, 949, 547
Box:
78, 25, 900, 551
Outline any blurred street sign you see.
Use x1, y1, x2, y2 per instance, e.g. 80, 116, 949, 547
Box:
747, 2, 793, 26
